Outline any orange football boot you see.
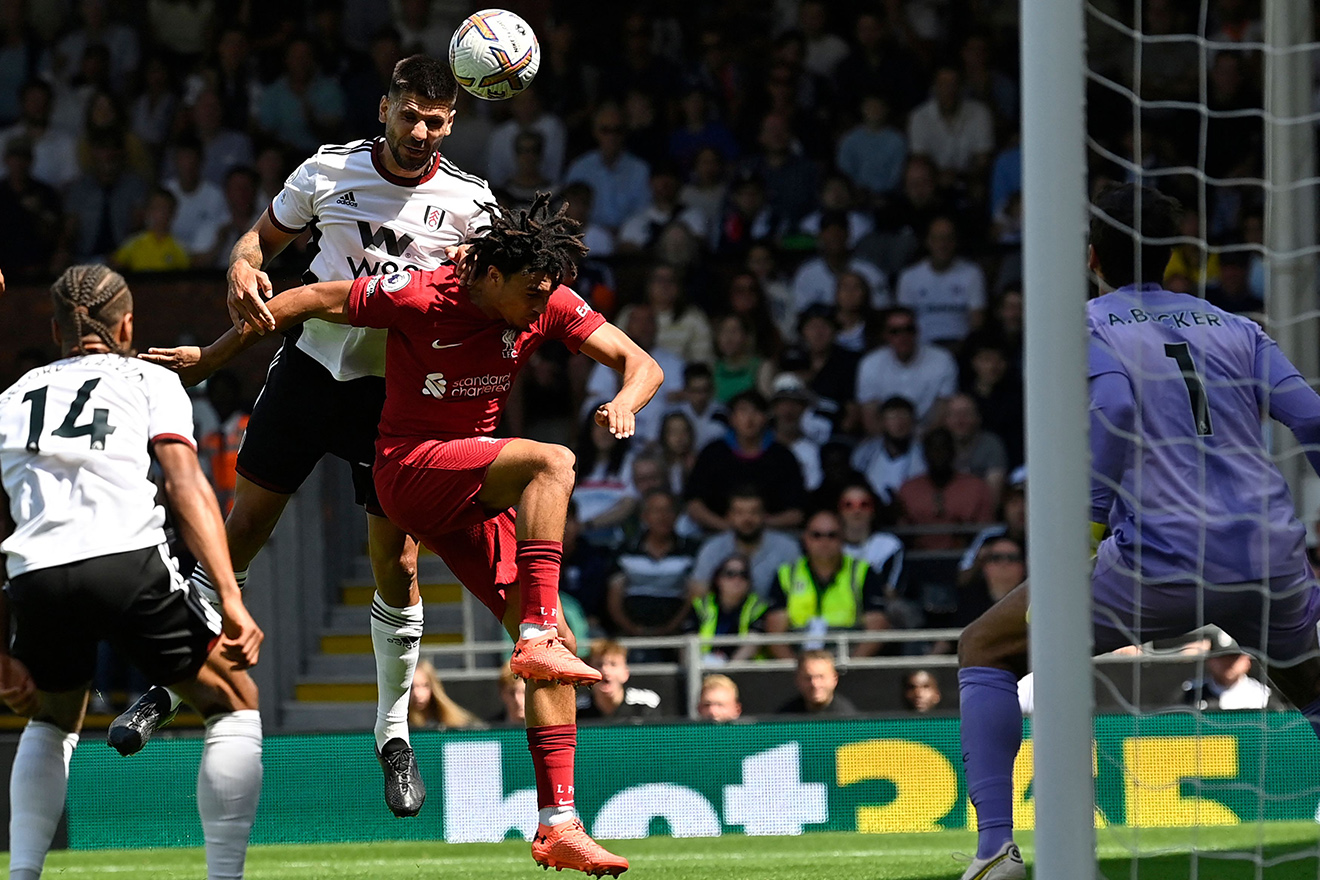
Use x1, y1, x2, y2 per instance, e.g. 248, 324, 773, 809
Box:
531, 820, 629, 876
511, 633, 602, 685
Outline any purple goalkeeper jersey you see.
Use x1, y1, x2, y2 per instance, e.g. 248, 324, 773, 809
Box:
1088, 284, 1320, 584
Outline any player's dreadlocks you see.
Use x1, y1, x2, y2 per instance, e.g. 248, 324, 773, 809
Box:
466, 192, 589, 289
50, 264, 133, 355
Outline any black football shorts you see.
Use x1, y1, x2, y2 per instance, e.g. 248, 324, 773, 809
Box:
7, 545, 221, 692
236, 337, 386, 515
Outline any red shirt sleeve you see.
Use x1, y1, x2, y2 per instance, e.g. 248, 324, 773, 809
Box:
540, 286, 606, 352
344, 270, 429, 329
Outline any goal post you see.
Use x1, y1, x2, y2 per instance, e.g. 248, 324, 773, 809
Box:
1021, 0, 1096, 877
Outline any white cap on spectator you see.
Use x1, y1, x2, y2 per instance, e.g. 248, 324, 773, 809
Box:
771, 372, 813, 404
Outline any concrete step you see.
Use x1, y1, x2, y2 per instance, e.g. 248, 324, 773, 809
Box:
339, 581, 464, 606
326, 603, 464, 631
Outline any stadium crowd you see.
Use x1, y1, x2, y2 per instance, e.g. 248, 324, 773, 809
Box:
0, 0, 1273, 671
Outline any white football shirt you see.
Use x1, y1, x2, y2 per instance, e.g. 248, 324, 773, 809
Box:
0, 355, 196, 577
268, 138, 495, 381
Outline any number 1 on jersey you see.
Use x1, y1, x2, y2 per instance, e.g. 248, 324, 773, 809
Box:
22, 379, 117, 452
1164, 342, 1214, 436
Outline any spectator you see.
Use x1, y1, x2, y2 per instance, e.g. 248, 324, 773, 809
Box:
0, 135, 64, 277
961, 341, 1024, 467
954, 535, 1025, 625
836, 93, 907, 200
746, 112, 818, 226
789, 212, 890, 315
486, 87, 567, 189
652, 411, 700, 496
496, 130, 554, 211
775, 650, 859, 715
617, 163, 708, 253
189, 87, 254, 188
1206, 250, 1261, 314
943, 392, 1008, 504
690, 486, 799, 601
164, 137, 226, 259
764, 510, 890, 658
563, 103, 650, 232
256, 37, 346, 154
409, 660, 483, 730
697, 674, 743, 721
959, 469, 1028, 590
585, 302, 684, 444
1163, 208, 1219, 292
833, 270, 879, 353
852, 395, 927, 504
905, 65, 994, 186
147, 0, 215, 67
558, 181, 615, 258
560, 500, 613, 633
130, 55, 177, 152
254, 142, 292, 209
862, 155, 948, 281
607, 490, 699, 637
895, 216, 987, 346
393, 0, 452, 58
572, 408, 636, 546
77, 90, 153, 179
679, 146, 730, 243
902, 669, 943, 713
342, 28, 402, 138
960, 33, 1018, 124
837, 483, 906, 601
492, 661, 526, 725
634, 264, 715, 364
797, 0, 849, 78
769, 373, 823, 491
745, 243, 795, 337
807, 441, 871, 515
0, 0, 40, 127
724, 272, 783, 360
686, 391, 807, 531
961, 288, 1024, 380
798, 173, 876, 249
833, 11, 924, 115
185, 26, 259, 132
112, 187, 189, 272
192, 164, 261, 268
715, 172, 786, 256
856, 307, 958, 428
46, 0, 139, 93
897, 427, 995, 551
0, 79, 79, 189
785, 305, 859, 429
690, 553, 767, 663
199, 370, 248, 515
621, 88, 669, 169
577, 640, 662, 721
668, 363, 727, 451
669, 88, 738, 174
1179, 634, 1280, 712
713, 314, 773, 403
65, 127, 149, 262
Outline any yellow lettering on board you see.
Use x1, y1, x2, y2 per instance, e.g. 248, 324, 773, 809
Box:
968, 741, 1107, 830
837, 740, 957, 833
1122, 736, 1238, 827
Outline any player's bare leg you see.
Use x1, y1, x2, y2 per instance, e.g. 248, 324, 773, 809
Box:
109, 475, 287, 756
365, 511, 426, 817
956, 582, 1030, 880
497, 590, 628, 877
478, 439, 601, 686
9, 689, 87, 880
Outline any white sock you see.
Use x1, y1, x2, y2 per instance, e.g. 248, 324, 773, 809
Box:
370, 593, 424, 750
9, 721, 78, 880
519, 623, 555, 641
538, 805, 576, 826
197, 710, 262, 880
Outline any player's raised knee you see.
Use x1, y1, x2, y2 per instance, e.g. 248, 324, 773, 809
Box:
534, 443, 577, 486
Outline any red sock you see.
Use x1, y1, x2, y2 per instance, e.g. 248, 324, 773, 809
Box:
517, 539, 562, 629
526, 724, 576, 810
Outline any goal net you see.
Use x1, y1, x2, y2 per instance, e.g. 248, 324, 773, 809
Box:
1072, 0, 1320, 875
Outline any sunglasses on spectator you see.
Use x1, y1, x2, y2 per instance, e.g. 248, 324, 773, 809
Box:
984, 552, 1023, 564
719, 568, 750, 578
886, 324, 916, 336
807, 530, 840, 540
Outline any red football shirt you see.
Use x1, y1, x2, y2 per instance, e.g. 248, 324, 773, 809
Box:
345, 265, 605, 451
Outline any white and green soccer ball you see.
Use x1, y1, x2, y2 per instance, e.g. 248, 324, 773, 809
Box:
449, 9, 540, 101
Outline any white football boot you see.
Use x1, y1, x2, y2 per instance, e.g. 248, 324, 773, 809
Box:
959, 842, 1026, 880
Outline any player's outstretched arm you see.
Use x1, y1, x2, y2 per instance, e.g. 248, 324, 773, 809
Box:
227, 212, 301, 334
579, 323, 664, 439
142, 279, 356, 385
155, 440, 264, 669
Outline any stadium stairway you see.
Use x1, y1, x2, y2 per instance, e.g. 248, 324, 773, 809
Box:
281, 550, 478, 732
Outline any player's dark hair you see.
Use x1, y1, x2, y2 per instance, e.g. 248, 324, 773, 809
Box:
467, 192, 588, 288
389, 54, 459, 105
51, 265, 132, 355
1090, 183, 1183, 287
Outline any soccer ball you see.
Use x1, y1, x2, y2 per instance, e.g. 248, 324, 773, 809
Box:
449, 9, 541, 101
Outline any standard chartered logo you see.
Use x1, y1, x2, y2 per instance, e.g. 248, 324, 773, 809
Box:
422, 372, 513, 399
422, 373, 447, 397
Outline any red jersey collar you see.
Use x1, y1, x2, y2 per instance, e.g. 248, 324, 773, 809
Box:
371, 138, 440, 187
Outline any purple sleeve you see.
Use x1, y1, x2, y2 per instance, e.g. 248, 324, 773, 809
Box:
1257, 335, 1320, 475
1090, 371, 1135, 524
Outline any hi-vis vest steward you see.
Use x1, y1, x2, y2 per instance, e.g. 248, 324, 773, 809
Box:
691, 592, 768, 650
778, 556, 869, 629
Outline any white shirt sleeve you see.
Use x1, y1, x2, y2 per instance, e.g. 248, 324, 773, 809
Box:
268, 155, 319, 232
145, 366, 199, 449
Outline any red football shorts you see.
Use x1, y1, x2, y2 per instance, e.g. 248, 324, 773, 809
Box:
374, 436, 518, 619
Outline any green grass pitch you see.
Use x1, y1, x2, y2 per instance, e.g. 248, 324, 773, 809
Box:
9, 825, 1320, 879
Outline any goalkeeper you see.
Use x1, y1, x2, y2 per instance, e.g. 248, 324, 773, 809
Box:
955, 183, 1320, 880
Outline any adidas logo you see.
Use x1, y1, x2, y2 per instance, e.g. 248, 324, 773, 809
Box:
336, 191, 358, 207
